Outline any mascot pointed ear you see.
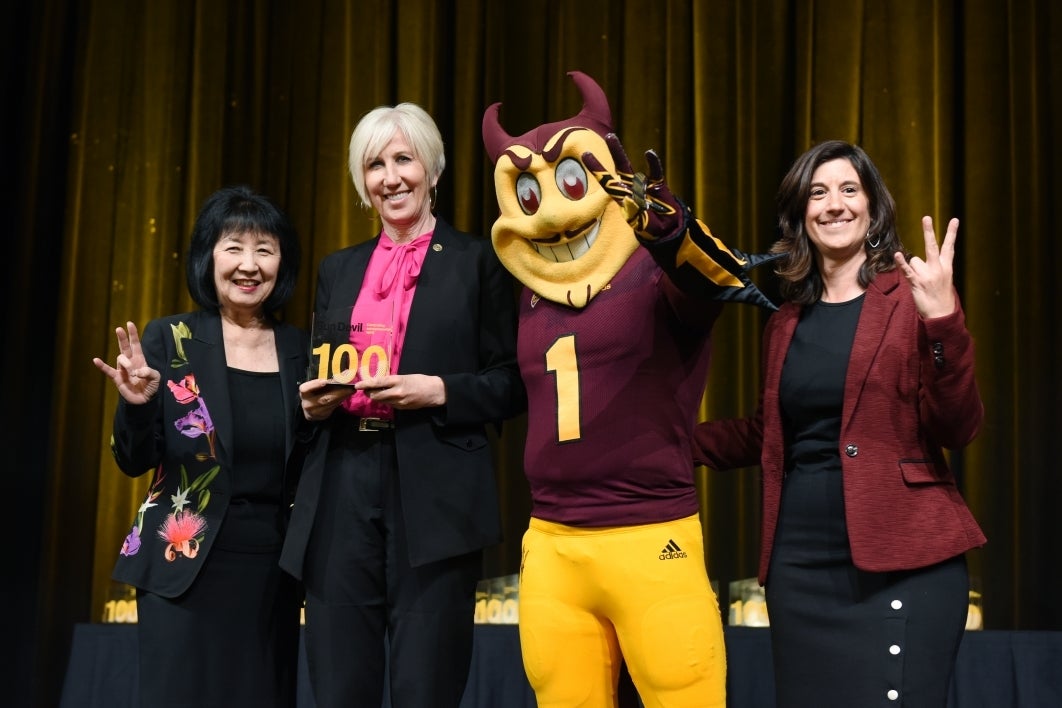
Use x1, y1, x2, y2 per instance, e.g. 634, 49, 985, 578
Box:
482, 71, 615, 164
565, 70, 613, 138
482, 102, 511, 165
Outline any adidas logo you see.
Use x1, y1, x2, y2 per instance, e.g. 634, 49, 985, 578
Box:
659, 539, 688, 560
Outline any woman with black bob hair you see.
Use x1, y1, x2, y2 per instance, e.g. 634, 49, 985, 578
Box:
94, 185, 308, 708
185, 185, 301, 311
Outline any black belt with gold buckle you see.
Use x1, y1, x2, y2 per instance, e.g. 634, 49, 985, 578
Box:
357, 417, 395, 432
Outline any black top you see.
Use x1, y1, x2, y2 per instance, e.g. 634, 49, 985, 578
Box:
217, 367, 286, 552
779, 294, 864, 475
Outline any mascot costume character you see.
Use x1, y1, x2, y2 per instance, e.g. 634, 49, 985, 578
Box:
482, 71, 776, 708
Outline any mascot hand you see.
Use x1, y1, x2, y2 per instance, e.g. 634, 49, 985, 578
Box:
583, 133, 687, 242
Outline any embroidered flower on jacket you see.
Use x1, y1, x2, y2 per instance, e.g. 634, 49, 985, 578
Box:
157, 510, 208, 561
119, 464, 166, 557
151, 463, 221, 562
120, 526, 141, 556
170, 381, 217, 461
174, 397, 213, 439
170, 321, 193, 368
170, 485, 192, 513
167, 374, 199, 404
120, 321, 221, 563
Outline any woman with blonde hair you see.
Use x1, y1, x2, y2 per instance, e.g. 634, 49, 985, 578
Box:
280, 102, 525, 708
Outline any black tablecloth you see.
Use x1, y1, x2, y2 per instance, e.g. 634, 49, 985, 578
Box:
60, 624, 1062, 707
59, 622, 534, 708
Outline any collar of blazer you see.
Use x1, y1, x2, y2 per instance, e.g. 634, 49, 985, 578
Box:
324, 216, 461, 317
842, 270, 902, 423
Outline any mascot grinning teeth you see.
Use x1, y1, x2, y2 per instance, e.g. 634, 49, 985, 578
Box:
482, 72, 638, 308
484, 70, 776, 312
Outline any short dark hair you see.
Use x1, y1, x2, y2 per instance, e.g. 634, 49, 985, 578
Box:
770, 140, 909, 305
185, 185, 301, 313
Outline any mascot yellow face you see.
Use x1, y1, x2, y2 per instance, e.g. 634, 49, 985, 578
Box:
482, 72, 638, 308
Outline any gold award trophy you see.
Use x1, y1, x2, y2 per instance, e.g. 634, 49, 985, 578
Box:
309, 306, 393, 384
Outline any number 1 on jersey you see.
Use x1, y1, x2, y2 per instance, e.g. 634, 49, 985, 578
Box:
545, 334, 581, 442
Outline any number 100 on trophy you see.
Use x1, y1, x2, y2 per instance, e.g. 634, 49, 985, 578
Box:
311, 341, 389, 383
310, 309, 393, 384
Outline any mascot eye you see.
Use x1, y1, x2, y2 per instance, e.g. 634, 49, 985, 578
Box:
555, 158, 588, 201
516, 173, 542, 215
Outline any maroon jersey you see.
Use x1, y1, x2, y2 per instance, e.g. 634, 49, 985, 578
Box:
518, 247, 723, 526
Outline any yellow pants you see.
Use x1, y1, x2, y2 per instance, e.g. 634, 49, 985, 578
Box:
519, 514, 726, 708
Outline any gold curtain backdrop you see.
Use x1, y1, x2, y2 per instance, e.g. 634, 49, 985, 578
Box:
7, 1, 1060, 705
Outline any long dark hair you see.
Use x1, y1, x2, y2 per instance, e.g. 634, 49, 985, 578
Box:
185, 185, 301, 313
770, 140, 909, 305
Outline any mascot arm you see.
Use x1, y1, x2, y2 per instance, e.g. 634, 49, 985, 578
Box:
584, 134, 778, 311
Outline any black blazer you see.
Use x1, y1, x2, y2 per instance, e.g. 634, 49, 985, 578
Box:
109, 310, 307, 597
280, 218, 525, 571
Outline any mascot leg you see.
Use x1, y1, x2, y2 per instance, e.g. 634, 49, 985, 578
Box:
610, 515, 727, 708
518, 516, 726, 708
519, 522, 624, 708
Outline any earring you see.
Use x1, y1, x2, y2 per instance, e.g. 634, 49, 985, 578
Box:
430, 185, 438, 212
866, 230, 882, 249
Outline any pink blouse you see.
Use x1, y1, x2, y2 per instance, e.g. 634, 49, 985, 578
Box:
341, 230, 433, 419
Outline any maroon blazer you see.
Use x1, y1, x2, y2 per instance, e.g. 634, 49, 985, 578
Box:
694, 268, 986, 584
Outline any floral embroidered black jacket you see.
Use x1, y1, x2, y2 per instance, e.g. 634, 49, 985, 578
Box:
109, 310, 307, 598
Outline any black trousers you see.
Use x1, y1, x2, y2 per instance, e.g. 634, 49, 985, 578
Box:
301, 427, 482, 708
